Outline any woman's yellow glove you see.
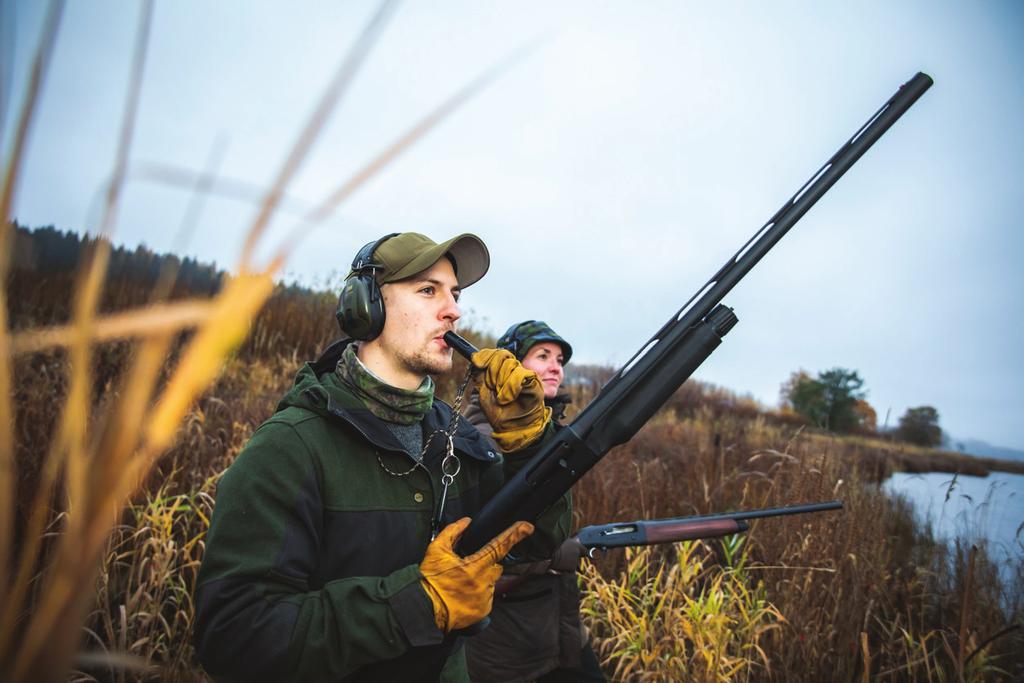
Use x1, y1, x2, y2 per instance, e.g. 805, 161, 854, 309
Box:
471, 348, 552, 452
419, 517, 534, 632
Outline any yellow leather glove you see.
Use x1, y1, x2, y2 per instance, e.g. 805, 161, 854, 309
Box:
471, 348, 552, 452
419, 517, 534, 633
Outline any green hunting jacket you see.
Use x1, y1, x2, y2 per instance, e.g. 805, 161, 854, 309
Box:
194, 340, 517, 683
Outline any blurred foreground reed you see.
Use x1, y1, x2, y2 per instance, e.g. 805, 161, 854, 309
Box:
2, 0, 528, 679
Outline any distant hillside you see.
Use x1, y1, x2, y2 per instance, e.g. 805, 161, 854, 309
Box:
9, 221, 224, 291
952, 437, 1024, 463
6, 221, 342, 361
10, 220, 1022, 477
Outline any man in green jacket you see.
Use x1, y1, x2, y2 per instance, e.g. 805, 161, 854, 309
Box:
194, 232, 544, 682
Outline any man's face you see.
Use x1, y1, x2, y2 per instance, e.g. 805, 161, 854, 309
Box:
376, 257, 462, 378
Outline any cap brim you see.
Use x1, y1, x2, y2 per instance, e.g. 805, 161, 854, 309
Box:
386, 233, 490, 288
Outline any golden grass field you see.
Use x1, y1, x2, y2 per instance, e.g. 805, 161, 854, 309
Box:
3, 3, 1021, 680
2, 248, 1022, 681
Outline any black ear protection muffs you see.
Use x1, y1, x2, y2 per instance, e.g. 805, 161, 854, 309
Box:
337, 233, 399, 340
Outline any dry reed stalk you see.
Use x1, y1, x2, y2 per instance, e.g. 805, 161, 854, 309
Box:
6, 4, 154, 679
8, 299, 215, 354
239, 0, 399, 271
860, 631, 871, 683
272, 33, 548, 269
142, 273, 274, 454
163, 137, 229, 270
4, 0, 321, 675
957, 544, 977, 682
129, 160, 320, 223
0, 0, 65, 618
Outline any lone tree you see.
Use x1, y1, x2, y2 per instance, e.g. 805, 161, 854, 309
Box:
852, 399, 878, 433
781, 367, 870, 433
896, 405, 942, 447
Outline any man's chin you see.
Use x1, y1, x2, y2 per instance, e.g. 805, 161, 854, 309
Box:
403, 350, 452, 378
426, 356, 454, 376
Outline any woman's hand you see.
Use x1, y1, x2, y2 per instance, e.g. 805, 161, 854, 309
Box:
471, 348, 551, 452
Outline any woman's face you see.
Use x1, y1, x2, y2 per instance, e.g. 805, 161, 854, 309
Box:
521, 341, 565, 399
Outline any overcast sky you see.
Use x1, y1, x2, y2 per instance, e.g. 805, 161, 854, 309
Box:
6, 1, 1024, 451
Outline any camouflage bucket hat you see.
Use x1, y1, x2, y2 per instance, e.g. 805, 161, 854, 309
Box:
497, 320, 573, 365
347, 232, 490, 288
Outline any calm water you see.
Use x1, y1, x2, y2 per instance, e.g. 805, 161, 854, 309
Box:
884, 471, 1024, 586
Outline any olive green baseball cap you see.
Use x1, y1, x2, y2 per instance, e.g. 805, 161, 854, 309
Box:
351, 232, 490, 288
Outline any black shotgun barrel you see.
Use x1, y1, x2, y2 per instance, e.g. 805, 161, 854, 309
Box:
453, 73, 932, 555
674, 499, 844, 523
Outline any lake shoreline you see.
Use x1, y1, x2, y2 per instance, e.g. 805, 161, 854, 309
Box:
888, 449, 1024, 478
883, 470, 1024, 595
790, 429, 1024, 482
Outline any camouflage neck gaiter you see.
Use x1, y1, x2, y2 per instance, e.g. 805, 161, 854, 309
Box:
336, 343, 434, 425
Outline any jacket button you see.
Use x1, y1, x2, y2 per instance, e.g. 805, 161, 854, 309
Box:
413, 492, 424, 503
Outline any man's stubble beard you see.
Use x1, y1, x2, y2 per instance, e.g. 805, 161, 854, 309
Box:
374, 313, 453, 379
394, 344, 452, 378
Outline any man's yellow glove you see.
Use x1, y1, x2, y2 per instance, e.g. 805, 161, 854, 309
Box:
471, 348, 552, 452
419, 517, 534, 633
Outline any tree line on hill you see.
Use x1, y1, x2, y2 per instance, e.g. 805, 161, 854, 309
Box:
5, 222, 329, 342
8, 221, 224, 296
8, 222, 947, 450
780, 367, 943, 447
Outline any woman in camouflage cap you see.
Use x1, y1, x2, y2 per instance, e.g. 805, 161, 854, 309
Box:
465, 322, 605, 682
463, 320, 572, 442
500, 320, 573, 414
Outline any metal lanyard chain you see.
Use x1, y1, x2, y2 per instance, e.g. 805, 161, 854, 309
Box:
376, 363, 475, 479
376, 364, 475, 536
433, 434, 461, 538
430, 363, 474, 538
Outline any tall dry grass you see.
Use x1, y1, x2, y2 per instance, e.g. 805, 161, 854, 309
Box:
580, 539, 785, 681
9, 245, 1024, 680
7, 228, 1023, 680
569, 404, 1023, 681
4, 242, 1019, 679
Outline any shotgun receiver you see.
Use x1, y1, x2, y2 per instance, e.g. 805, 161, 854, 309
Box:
449, 72, 932, 556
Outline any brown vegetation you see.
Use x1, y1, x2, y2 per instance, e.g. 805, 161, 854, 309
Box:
572, 408, 1023, 680
4, 238, 1022, 680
